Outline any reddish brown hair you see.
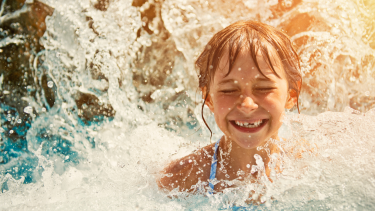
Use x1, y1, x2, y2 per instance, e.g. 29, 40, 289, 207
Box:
195, 20, 302, 138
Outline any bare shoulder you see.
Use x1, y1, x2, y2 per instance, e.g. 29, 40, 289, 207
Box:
158, 143, 216, 193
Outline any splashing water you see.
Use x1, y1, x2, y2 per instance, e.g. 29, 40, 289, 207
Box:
0, 0, 375, 210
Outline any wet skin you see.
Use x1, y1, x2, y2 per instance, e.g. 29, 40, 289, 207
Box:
158, 46, 296, 193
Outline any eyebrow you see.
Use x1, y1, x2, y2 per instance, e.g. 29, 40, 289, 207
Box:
255, 77, 273, 82
217, 79, 235, 85
217, 77, 273, 85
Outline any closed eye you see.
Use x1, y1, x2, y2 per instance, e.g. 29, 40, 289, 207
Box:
219, 89, 238, 94
255, 87, 276, 92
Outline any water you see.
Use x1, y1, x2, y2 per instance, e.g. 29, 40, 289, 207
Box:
0, 0, 374, 210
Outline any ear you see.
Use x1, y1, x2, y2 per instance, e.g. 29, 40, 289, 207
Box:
202, 87, 214, 112
285, 89, 297, 109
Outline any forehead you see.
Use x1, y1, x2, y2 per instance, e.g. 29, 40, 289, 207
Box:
215, 44, 285, 80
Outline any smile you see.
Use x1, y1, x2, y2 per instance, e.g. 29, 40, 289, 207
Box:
230, 119, 268, 133
234, 120, 263, 128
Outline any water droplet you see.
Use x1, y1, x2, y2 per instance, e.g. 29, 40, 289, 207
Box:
234, 80, 238, 84
23, 106, 33, 114
9, 130, 14, 134
282, 0, 293, 8
47, 81, 54, 88
251, 165, 257, 174
180, 161, 184, 165
238, 67, 241, 71
261, 196, 267, 203
246, 164, 250, 168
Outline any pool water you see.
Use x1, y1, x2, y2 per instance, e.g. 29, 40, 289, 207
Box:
0, 0, 375, 210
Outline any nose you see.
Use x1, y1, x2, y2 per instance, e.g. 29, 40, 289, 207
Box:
237, 96, 258, 113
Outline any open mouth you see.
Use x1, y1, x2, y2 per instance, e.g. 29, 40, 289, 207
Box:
230, 119, 268, 133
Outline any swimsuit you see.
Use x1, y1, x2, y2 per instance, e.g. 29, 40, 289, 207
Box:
208, 138, 220, 194
208, 139, 220, 194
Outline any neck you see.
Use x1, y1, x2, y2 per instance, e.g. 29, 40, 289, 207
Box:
219, 136, 280, 178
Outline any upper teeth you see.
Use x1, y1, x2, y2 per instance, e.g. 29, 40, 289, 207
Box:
235, 120, 263, 128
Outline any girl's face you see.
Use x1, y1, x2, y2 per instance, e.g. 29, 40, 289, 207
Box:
205, 47, 296, 149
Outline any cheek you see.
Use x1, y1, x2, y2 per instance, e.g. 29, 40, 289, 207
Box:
213, 109, 229, 133
263, 95, 282, 110
265, 94, 286, 122
212, 96, 234, 130
267, 90, 288, 107
214, 96, 236, 112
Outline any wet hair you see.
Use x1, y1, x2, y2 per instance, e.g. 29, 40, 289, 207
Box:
195, 20, 302, 139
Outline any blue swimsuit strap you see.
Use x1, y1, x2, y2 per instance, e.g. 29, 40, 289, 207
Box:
208, 138, 221, 194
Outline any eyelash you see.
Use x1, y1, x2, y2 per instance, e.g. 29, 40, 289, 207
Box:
220, 90, 237, 94
255, 87, 275, 92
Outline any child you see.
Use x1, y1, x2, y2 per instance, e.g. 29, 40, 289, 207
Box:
158, 20, 302, 195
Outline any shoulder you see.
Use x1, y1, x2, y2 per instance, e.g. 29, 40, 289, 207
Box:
158, 143, 216, 193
